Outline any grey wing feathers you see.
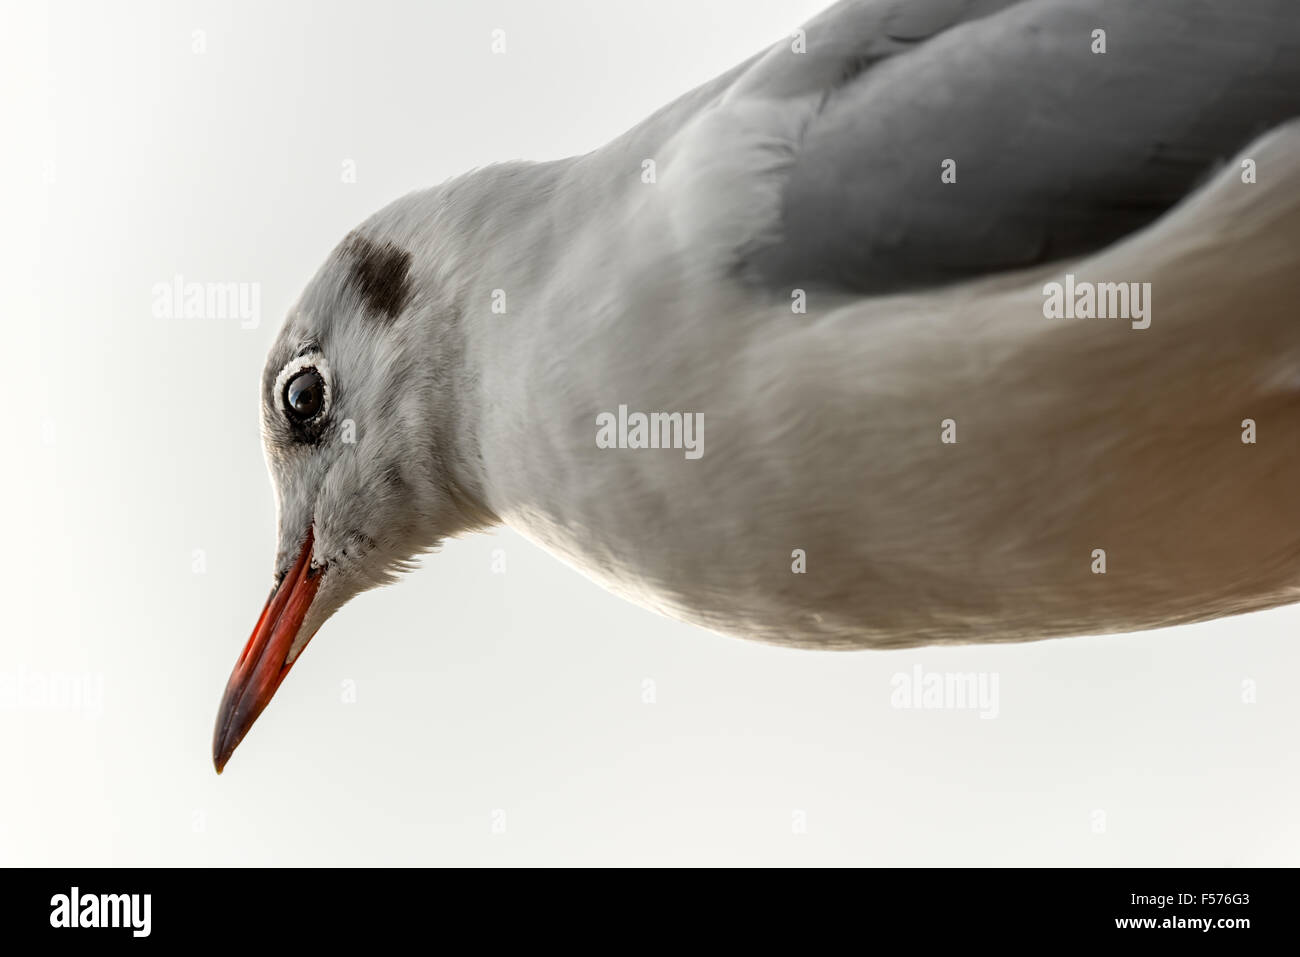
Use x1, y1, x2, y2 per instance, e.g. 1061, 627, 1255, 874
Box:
739, 0, 1300, 294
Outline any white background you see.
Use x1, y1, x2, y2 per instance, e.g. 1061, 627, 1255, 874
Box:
2, 0, 1296, 865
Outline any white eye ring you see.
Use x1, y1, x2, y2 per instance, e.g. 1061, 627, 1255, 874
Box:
273, 353, 333, 423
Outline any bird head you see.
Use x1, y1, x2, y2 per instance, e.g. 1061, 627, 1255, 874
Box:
212, 227, 493, 773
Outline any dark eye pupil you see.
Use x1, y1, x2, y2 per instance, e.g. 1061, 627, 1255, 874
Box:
285, 370, 324, 419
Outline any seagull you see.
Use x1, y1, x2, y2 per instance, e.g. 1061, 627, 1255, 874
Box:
213, 0, 1300, 772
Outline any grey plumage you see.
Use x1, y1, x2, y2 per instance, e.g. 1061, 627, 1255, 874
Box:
742, 0, 1300, 292
218, 0, 1300, 769
270, 0, 1300, 650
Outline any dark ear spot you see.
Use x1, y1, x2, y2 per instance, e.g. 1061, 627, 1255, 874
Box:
343, 233, 413, 322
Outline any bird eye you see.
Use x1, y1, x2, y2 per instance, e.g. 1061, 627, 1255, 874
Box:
284, 369, 324, 420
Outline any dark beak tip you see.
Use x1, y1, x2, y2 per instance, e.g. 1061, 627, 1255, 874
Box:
212, 734, 231, 775
212, 723, 232, 775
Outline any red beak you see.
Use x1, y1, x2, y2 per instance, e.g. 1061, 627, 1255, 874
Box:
212, 530, 322, 773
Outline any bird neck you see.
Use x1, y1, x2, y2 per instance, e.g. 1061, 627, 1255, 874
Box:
362, 160, 586, 534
